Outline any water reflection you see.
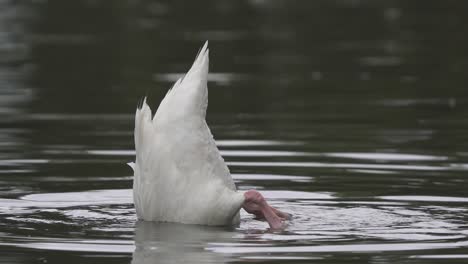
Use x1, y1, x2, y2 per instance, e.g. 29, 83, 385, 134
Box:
132, 221, 235, 264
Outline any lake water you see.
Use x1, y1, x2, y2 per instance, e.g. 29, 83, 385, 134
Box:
1, 1, 468, 263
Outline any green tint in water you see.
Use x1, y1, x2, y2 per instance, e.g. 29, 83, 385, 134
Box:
0, 0, 468, 263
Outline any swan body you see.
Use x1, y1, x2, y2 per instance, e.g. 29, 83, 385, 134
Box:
128, 42, 245, 226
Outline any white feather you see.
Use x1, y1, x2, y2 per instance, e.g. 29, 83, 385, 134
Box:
130, 41, 244, 225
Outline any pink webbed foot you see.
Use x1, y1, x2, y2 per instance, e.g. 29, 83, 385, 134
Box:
242, 189, 289, 229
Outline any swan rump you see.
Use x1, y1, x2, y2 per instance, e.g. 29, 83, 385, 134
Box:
129, 42, 245, 226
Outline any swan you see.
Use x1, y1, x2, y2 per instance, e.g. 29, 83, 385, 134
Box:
128, 41, 287, 229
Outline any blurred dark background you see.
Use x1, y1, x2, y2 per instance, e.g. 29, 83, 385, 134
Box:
1, 0, 467, 113
1, 0, 467, 167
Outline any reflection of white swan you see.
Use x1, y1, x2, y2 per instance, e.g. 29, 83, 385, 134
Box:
128, 42, 287, 228
131, 221, 233, 264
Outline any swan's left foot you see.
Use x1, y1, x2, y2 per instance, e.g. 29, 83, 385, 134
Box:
242, 189, 288, 229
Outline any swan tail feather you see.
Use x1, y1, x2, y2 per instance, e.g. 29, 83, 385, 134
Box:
153, 41, 209, 126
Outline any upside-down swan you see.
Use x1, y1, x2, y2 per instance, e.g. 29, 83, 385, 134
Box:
128, 41, 287, 229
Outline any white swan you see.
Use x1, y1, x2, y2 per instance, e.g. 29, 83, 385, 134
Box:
128, 42, 287, 228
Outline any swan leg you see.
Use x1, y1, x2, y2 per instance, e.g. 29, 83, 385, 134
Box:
242, 190, 288, 229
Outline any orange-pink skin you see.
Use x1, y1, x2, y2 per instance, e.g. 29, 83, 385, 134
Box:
242, 190, 289, 229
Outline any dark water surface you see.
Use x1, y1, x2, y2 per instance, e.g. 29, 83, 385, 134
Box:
1, 1, 468, 263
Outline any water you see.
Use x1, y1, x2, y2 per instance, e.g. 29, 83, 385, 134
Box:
1, 1, 468, 263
